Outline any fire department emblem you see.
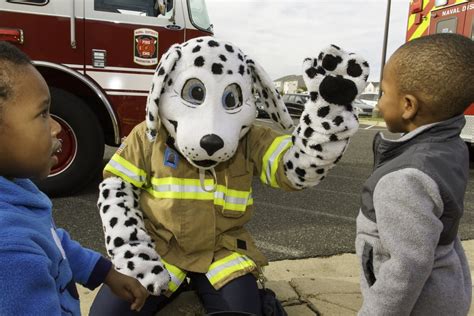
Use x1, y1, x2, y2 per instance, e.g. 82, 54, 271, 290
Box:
134, 28, 159, 66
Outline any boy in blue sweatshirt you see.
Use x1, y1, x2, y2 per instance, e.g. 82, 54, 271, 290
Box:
0, 41, 149, 315
356, 33, 473, 315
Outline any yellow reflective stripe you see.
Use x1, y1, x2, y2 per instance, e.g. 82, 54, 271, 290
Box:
214, 198, 253, 211
147, 176, 214, 199
151, 177, 214, 186
145, 187, 214, 200
161, 259, 186, 293
260, 135, 292, 188
146, 177, 253, 211
206, 253, 256, 286
214, 186, 253, 212
104, 154, 147, 188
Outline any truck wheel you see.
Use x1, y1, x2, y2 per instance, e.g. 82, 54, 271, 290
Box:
35, 88, 105, 196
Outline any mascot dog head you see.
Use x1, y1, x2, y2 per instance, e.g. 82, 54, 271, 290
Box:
145, 36, 293, 170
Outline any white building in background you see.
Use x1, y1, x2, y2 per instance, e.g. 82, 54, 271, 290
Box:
364, 82, 380, 94
273, 75, 305, 94
274, 81, 282, 91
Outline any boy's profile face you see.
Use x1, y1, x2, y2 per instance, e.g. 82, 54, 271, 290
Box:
377, 57, 407, 133
0, 64, 61, 180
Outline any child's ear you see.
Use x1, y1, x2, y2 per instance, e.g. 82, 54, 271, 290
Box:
401, 94, 419, 120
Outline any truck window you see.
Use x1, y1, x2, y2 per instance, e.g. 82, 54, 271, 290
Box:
94, 0, 165, 17
6, 0, 48, 5
436, 18, 457, 34
188, 0, 212, 31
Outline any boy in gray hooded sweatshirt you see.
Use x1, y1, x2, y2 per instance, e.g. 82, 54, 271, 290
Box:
356, 33, 473, 316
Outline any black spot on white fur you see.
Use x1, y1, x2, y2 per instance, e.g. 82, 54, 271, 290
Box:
130, 229, 138, 241
110, 217, 118, 228
225, 44, 234, 53
208, 40, 219, 47
212, 63, 224, 75
116, 191, 127, 198
322, 54, 342, 71
306, 67, 317, 79
347, 60, 363, 77
102, 205, 110, 214
152, 265, 164, 274
295, 168, 306, 177
304, 127, 314, 138
125, 218, 138, 227
333, 116, 344, 126
114, 237, 124, 247
139, 253, 151, 260
194, 56, 205, 67
238, 65, 245, 76
310, 144, 322, 151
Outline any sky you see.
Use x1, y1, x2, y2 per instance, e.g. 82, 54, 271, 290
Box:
205, 0, 410, 82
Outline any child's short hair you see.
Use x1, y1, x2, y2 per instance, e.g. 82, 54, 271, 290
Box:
391, 33, 474, 119
0, 41, 31, 108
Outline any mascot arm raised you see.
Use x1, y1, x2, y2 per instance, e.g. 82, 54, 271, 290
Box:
98, 175, 170, 296
279, 45, 369, 189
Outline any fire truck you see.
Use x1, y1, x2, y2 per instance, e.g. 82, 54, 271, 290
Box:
0, 0, 213, 195
406, 0, 474, 143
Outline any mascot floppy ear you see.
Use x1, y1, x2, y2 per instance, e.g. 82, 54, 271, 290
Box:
145, 44, 182, 141
246, 58, 294, 131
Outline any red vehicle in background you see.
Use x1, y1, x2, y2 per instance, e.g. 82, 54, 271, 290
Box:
0, 0, 213, 195
406, 0, 474, 143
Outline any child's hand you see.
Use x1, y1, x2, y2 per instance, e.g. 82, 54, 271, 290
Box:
104, 268, 149, 311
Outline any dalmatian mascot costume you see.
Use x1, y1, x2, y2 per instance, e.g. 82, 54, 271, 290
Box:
97, 37, 369, 300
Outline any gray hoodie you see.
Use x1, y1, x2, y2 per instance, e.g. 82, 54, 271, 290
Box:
356, 115, 472, 316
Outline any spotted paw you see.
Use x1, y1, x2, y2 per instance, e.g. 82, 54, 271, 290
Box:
114, 244, 170, 296
302, 45, 369, 108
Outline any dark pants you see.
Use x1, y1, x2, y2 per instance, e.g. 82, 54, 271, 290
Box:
89, 273, 262, 316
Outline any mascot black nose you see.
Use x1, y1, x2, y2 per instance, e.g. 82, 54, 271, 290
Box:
200, 134, 224, 156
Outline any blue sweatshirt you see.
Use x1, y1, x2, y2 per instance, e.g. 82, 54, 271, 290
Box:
0, 177, 111, 316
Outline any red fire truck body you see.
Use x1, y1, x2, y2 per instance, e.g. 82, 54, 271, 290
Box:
406, 0, 474, 143
0, 0, 212, 195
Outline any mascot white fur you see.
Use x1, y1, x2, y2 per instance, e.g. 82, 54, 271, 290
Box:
98, 36, 369, 295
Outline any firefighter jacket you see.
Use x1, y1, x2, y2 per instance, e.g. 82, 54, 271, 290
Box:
102, 121, 297, 291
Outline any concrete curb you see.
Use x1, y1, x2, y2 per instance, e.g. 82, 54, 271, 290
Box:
79, 240, 474, 315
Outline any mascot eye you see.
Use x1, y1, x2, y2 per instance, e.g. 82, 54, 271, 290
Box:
222, 84, 243, 111
182, 78, 206, 105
